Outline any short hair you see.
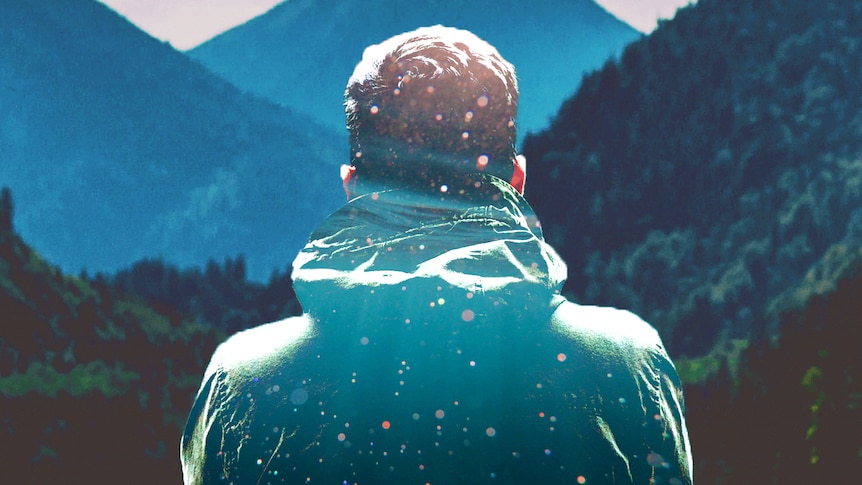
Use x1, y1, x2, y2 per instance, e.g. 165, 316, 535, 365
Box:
344, 25, 518, 192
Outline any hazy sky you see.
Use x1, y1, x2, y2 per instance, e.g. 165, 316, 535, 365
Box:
98, 0, 697, 51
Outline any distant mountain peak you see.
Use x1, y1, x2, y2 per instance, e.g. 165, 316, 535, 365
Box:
188, 0, 639, 137
0, 0, 344, 281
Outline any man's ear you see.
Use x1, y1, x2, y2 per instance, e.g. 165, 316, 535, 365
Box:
510, 154, 526, 195
341, 164, 357, 200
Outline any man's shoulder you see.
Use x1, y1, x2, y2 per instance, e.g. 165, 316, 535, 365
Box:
205, 314, 315, 379
548, 299, 665, 359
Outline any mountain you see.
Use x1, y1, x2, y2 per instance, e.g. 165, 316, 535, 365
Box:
522, 0, 862, 355
187, 0, 640, 138
0, 0, 345, 281
516, 0, 862, 480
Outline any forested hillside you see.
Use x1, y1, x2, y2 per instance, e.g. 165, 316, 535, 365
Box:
0, 188, 227, 483
108, 254, 301, 336
523, 0, 862, 355
521, 0, 862, 481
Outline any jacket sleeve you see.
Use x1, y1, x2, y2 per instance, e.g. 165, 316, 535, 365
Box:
643, 337, 694, 484
610, 312, 693, 484
180, 357, 224, 485
180, 338, 250, 485
179, 317, 313, 484
550, 301, 693, 484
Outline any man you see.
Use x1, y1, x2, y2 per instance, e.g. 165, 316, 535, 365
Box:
181, 26, 693, 484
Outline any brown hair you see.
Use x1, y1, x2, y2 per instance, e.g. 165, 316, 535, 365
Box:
344, 26, 518, 193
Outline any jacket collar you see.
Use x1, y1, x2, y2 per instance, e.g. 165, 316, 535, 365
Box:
292, 175, 566, 321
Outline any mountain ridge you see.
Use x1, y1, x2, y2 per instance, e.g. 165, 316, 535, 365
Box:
188, 0, 640, 137
0, 0, 345, 281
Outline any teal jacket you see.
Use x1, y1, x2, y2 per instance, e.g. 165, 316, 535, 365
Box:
181, 176, 693, 484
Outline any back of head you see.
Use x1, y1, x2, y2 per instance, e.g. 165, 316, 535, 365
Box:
345, 26, 518, 195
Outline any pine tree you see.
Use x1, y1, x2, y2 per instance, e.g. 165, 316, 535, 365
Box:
0, 186, 13, 234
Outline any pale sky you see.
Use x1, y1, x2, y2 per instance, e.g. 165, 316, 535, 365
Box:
98, 0, 284, 50
597, 0, 697, 33
98, 0, 697, 51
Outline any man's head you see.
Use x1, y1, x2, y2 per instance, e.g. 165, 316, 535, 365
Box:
343, 26, 525, 199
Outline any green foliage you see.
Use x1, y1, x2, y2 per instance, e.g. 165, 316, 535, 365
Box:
767, 244, 862, 320
0, 360, 139, 398
0, 216, 226, 482
62, 273, 101, 310
683, 245, 862, 482
675, 338, 749, 387
113, 299, 171, 343
0, 198, 300, 482
108, 255, 301, 335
